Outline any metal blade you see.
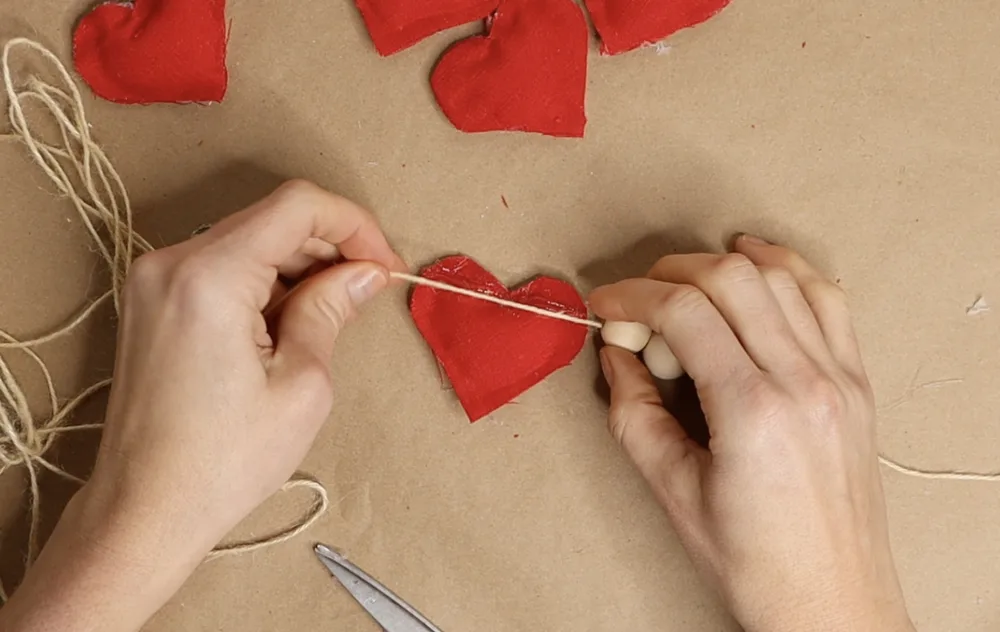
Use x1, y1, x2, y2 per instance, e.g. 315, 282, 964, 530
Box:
315, 544, 443, 632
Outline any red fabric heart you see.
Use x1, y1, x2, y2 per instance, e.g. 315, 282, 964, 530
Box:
354, 0, 499, 56
430, 0, 589, 138
410, 256, 588, 422
73, 0, 228, 104
584, 0, 732, 55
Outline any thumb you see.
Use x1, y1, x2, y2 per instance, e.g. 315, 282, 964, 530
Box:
601, 346, 705, 509
272, 261, 388, 374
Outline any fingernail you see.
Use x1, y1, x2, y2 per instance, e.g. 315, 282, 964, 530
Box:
599, 349, 616, 388
348, 267, 388, 306
739, 233, 769, 246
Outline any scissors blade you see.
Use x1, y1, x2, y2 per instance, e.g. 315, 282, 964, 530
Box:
315, 544, 443, 632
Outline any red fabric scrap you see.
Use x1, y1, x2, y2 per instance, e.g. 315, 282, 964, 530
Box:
410, 256, 588, 422
430, 0, 589, 138
584, 0, 732, 55
73, 0, 228, 104
353, 0, 499, 56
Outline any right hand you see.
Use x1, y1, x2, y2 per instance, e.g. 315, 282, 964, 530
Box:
588, 235, 915, 632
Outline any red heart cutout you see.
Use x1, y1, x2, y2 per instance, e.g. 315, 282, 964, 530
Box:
430, 0, 589, 137
584, 0, 732, 55
73, 0, 228, 104
354, 0, 499, 56
410, 256, 588, 422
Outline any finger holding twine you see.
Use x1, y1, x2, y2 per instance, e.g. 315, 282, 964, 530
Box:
0, 38, 328, 602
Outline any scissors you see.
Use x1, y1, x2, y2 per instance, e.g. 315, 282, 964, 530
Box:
315, 544, 444, 632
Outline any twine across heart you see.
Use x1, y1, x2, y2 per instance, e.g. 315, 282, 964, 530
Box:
409, 256, 589, 421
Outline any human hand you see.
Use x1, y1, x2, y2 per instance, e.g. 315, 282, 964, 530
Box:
0, 180, 405, 632
91, 179, 405, 552
589, 236, 915, 632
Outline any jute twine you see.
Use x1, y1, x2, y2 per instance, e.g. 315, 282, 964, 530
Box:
0, 38, 328, 602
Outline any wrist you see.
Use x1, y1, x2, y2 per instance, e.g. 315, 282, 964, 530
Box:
71, 469, 218, 568
0, 483, 205, 632
742, 594, 915, 632
723, 568, 912, 632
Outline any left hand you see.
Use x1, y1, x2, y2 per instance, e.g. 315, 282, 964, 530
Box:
91, 178, 406, 555
0, 180, 406, 632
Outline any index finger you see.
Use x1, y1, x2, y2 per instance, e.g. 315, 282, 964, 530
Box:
589, 278, 760, 392
210, 179, 407, 272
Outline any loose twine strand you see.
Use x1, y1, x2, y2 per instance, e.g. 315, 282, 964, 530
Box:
389, 272, 604, 328
0, 38, 327, 602
877, 455, 999, 482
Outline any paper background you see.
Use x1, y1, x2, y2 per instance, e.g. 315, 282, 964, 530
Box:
1, 1, 998, 630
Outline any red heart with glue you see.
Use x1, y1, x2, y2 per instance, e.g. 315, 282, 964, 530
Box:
410, 256, 589, 422
354, 0, 500, 56
73, 0, 228, 104
584, 0, 732, 55
430, 0, 589, 137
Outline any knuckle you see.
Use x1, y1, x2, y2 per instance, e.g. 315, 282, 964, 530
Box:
658, 284, 711, 318
311, 291, 353, 332
276, 360, 335, 420
776, 248, 807, 271
127, 250, 169, 285
169, 254, 226, 310
804, 378, 846, 425
607, 400, 638, 446
295, 361, 335, 404
648, 254, 671, 274
123, 250, 173, 301
271, 178, 317, 205
710, 253, 757, 281
811, 279, 848, 305
759, 266, 798, 291
646, 254, 680, 279
713, 252, 757, 276
739, 378, 785, 422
